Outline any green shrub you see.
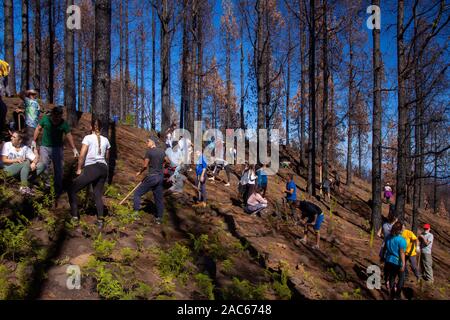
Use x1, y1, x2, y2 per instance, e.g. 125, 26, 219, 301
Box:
195, 273, 215, 300
110, 203, 137, 230
93, 234, 116, 260
189, 233, 209, 253
189, 233, 227, 260
0, 265, 11, 300
155, 276, 176, 297
78, 219, 96, 235
328, 267, 345, 283
95, 265, 125, 300
15, 259, 33, 298
155, 242, 193, 284
131, 282, 152, 299
221, 259, 234, 274
120, 247, 139, 264
104, 184, 122, 200
272, 270, 292, 300
222, 277, 268, 300
135, 231, 144, 251
0, 217, 32, 261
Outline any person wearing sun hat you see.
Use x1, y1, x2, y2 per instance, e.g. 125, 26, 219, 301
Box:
20, 90, 41, 142
19, 89, 41, 148
418, 223, 434, 283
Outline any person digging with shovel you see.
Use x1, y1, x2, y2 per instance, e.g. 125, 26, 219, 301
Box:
133, 138, 169, 225
297, 200, 325, 250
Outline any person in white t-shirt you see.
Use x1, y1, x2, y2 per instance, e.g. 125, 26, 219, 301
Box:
1, 131, 45, 195
68, 119, 110, 229
177, 135, 192, 171
165, 123, 176, 148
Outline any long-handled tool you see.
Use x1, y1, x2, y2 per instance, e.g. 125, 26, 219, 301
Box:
119, 180, 143, 205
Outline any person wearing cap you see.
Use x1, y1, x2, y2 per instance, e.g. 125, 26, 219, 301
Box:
19, 89, 41, 148
418, 224, 434, 283
33, 106, 79, 199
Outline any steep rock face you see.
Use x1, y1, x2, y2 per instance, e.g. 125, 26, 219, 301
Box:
1, 97, 449, 300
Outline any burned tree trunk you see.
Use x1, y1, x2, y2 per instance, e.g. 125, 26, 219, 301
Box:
92, 0, 111, 137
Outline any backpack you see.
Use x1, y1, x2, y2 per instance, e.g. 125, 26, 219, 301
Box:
240, 170, 250, 186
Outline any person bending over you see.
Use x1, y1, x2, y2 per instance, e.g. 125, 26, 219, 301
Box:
297, 200, 325, 250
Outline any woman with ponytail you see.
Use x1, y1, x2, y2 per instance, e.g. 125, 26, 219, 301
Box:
69, 118, 110, 229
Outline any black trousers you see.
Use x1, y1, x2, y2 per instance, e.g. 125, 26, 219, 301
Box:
69, 163, 108, 219
384, 262, 405, 299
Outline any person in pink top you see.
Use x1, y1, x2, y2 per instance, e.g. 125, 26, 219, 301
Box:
246, 188, 268, 214
384, 182, 393, 203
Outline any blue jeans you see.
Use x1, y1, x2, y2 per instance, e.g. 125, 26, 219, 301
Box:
133, 174, 164, 218
196, 175, 207, 202
39, 146, 64, 196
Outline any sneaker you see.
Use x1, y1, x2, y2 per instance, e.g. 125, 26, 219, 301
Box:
155, 217, 162, 225
96, 220, 104, 230
208, 177, 215, 181
70, 216, 80, 226
299, 237, 307, 244
196, 202, 207, 208
131, 211, 140, 220
312, 245, 320, 250
19, 186, 33, 196
224, 183, 230, 187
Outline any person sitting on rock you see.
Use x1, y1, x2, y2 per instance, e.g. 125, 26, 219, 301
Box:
246, 188, 268, 215
1, 131, 45, 195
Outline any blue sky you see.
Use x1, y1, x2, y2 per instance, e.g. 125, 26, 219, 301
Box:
1, 0, 444, 172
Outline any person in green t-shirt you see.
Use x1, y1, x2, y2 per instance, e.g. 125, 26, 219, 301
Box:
33, 106, 79, 199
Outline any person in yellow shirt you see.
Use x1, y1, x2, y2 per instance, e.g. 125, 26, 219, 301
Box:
0, 59, 11, 97
401, 227, 421, 281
